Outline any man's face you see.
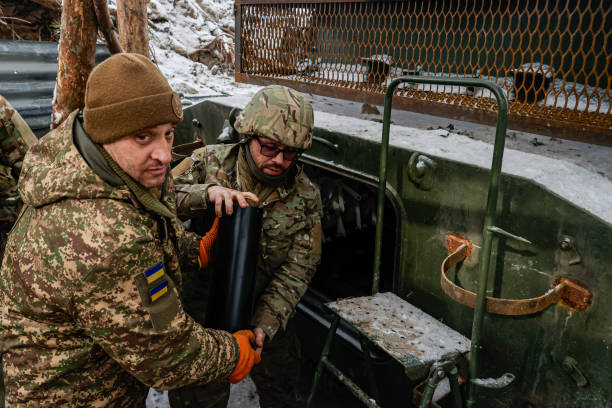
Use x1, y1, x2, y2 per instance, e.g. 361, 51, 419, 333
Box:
248, 136, 299, 176
103, 123, 175, 188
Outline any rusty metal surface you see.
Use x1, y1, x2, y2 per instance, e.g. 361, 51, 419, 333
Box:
556, 277, 593, 311
445, 234, 473, 261
235, 0, 612, 145
326, 292, 471, 371
440, 244, 594, 315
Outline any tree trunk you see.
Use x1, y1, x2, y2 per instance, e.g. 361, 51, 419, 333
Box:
116, 0, 150, 57
52, 0, 97, 129
93, 0, 123, 54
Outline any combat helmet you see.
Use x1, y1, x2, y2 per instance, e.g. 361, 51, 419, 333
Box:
234, 85, 314, 150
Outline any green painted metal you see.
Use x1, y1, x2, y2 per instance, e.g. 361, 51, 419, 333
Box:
377, 76, 508, 406
322, 358, 382, 408
176, 94, 612, 408
418, 361, 463, 408
300, 153, 408, 292
306, 314, 341, 408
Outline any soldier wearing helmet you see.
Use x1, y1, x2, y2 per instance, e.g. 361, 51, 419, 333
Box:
173, 85, 323, 408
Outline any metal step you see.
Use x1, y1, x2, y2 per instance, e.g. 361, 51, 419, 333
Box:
326, 292, 471, 380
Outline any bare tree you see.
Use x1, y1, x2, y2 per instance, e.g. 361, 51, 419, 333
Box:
52, 0, 149, 127
117, 0, 149, 57
51, 0, 97, 129
93, 0, 123, 55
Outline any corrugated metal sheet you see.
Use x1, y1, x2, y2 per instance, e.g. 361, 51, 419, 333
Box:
0, 40, 109, 137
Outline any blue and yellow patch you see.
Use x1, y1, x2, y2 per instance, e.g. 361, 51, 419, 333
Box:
145, 262, 165, 284
149, 281, 168, 302
144, 262, 168, 302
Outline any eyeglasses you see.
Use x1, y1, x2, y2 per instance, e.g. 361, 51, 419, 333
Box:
255, 137, 302, 161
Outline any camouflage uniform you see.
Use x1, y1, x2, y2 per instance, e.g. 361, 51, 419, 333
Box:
0, 95, 37, 253
0, 96, 37, 408
0, 111, 240, 407
176, 143, 322, 336
173, 85, 322, 407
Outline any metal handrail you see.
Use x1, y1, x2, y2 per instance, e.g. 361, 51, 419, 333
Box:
376, 76, 509, 406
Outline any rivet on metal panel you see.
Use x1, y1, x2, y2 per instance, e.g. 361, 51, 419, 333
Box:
559, 235, 582, 265
191, 118, 203, 142
408, 152, 437, 190
562, 356, 589, 388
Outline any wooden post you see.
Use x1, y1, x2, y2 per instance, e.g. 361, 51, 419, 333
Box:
93, 0, 123, 55
117, 0, 150, 57
51, 0, 97, 129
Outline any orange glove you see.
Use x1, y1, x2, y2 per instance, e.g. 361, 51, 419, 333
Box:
228, 330, 261, 384
198, 217, 220, 268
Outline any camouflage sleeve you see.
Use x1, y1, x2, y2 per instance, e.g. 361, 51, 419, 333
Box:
174, 147, 229, 219
0, 95, 38, 172
73, 242, 239, 390
175, 220, 201, 268
251, 193, 323, 340
0, 95, 37, 200
163, 176, 201, 268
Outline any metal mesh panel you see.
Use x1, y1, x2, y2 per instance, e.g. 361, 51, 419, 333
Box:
236, 0, 612, 144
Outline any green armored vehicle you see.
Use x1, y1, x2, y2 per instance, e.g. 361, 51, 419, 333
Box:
2, 43, 609, 404
173, 75, 611, 408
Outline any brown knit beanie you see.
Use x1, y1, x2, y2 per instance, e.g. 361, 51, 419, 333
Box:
83, 53, 183, 144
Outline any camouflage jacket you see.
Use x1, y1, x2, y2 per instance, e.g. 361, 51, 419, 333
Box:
0, 112, 239, 407
0, 95, 37, 225
175, 143, 322, 340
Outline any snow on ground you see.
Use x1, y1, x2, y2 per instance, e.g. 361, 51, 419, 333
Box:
143, 0, 611, 115
142, 0, 610, 116
145, 377, 260, 408
146, 0, 259, 98
283, 64, 611, 114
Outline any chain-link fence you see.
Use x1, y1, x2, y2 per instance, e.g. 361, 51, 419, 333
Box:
235, 0, 611, 145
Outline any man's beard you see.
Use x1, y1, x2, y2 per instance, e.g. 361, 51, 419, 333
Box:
243, 144, 293, 187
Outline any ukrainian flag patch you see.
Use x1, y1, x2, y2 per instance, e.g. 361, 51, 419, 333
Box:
145, 262, 165, 284
150, 281, 168, 302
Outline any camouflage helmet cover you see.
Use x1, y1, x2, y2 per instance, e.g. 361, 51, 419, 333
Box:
234, 85, 314, 150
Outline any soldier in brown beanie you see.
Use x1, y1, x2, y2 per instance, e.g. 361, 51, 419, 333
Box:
0, 53, 260, 406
